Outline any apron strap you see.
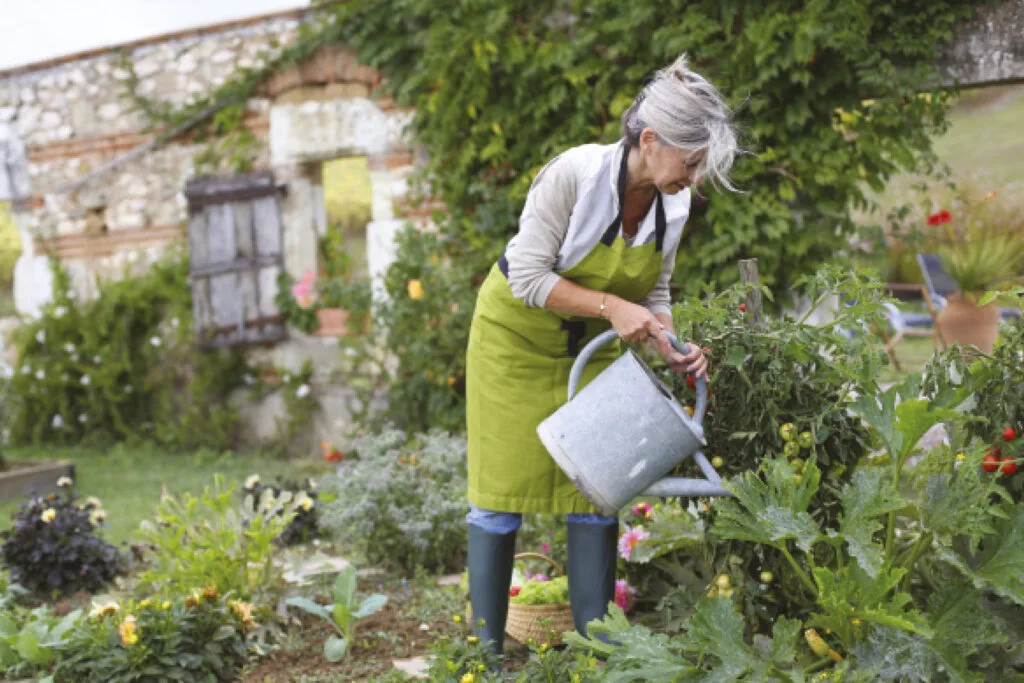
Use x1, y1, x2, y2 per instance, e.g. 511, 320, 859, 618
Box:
601, 142, 667, 251
560, 319, 587, 357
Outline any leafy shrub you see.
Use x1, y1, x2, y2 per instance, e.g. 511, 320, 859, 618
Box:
135, 475, 298, 604
588, 370, 1024, 681
5, 255, 249, 450
240, 473, 321, 546
0, 481, 127, 596
53, 592, 252, 683
319, 428, 468, 573
0, 605, 82, 679
0, 203, 21, 294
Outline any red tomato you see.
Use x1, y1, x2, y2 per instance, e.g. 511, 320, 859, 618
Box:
686, 375, 696, 390
739, 304, 746, 312
1003, 427, 1016, 441
982, 454, 1000, 472
1000, 457, 1018, 476
509, 586, 521, 597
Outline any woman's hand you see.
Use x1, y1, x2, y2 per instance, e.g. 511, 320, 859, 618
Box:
605, 296, 665, 345
653, 334, 709, 380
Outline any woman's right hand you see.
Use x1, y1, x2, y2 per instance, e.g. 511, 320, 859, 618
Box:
605, 296, 664, 344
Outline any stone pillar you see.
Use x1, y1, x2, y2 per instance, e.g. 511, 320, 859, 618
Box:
276, 163, 326, 279
12, 212, 54, 318
366, 218, 404, 304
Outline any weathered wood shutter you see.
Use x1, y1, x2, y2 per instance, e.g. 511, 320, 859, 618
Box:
186, 171, 287, 349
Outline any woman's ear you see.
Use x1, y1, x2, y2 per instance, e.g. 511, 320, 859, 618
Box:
639, 128, 659, 149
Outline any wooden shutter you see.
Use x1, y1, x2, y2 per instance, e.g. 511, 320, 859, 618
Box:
186, 171, 287, 349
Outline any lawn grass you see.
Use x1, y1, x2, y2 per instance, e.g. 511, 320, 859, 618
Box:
0, 446, 337, 547
877, 335, 939, 386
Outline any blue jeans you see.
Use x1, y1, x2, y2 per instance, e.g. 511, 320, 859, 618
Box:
467, 504, 617, 534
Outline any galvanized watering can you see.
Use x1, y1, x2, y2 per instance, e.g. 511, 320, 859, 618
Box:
537, 329, 731, 516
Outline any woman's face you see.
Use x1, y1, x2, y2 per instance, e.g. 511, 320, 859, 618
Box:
641, 130, 705, 195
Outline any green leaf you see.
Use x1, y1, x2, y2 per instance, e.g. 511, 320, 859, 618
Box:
285, 596, 332, 622
333, 566, 358, 609
324, 634, 348, 662
714, 456, 820, 552
0, 614, 17, 638
810, 563, 931, 646
15, 629, 48, 667
683, 597, 769, 680
939, 503, 1024, 606
838, 467, 905, 577
0, 641, 18, 668
628, 506, 704, 564
768, 617, 802, 666
213, 625, 237, 641
921, 465, 1007, 551
354, 594, 387, 619
564, 605, 697, 680
333, 602, 351, 631
923, 578, 1006, 683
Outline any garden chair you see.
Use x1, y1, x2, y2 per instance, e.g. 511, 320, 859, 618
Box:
916, 253, 1022, 322
835, 283, 940, 372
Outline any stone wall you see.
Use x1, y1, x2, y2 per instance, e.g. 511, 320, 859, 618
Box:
0, 5, 419, 316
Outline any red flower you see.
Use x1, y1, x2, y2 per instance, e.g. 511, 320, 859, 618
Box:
509, 586, 520, 597
926, 210, 952, 226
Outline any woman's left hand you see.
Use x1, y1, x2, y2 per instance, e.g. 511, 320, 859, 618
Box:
653, 335, 709, 380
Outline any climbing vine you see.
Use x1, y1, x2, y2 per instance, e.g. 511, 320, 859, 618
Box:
118, 0, 981, 433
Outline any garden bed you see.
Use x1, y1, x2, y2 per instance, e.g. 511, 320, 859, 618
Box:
0, 459, 74, 500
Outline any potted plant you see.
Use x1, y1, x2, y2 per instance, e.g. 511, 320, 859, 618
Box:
275, 229, 372, 337
922, 187, 1024, 352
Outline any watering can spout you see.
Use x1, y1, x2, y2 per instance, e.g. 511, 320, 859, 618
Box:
642, 477, 731, 498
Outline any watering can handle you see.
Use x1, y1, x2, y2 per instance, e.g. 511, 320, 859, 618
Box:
567, 328, 708, 425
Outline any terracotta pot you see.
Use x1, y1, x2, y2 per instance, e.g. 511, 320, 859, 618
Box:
313, 308, 351, 337
936, 294, 1001, 353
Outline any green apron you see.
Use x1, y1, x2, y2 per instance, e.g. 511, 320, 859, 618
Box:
466, 148, 669, 514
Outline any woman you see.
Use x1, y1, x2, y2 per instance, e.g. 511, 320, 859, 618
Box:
465, 53, 737, 656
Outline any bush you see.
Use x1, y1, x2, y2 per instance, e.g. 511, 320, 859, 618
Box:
5, 255, 249, 450
319, 428, 468, 573
0, 603, 81, 679
134, 475, 298, 605
53, 592, 252, 683
0, 480, 127, 596
240, 473, 321, 546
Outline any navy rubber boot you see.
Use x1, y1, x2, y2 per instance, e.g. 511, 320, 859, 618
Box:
566, 521, 618, 641
467, 524, 517, 658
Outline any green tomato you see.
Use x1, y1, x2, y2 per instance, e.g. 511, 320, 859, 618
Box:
791, 458, 805, 473
779, 423, 797, 442
760, 571, 774, 584
711, 456, 725, 469
798, 431, 814, 449
784, 441, 800, 458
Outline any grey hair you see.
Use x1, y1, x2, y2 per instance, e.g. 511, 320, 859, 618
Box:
622, 53, 739, 192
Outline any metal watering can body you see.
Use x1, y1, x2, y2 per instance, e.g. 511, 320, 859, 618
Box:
537, 328, 730, 517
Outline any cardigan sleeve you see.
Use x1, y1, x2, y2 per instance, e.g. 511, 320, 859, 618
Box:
505, 154, 578, 308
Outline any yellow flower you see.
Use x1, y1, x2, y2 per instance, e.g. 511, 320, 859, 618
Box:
461, 674, 475, 683
407, 279, 425, 300
89, 602, 120, 619
161, 601, 171, 610
185, 592, 201, 609
467, 636, 478, 644
138, 599, 152, 609
297, 495, 314, 511
540, 643, 549, 653
86, 496, 103, 509
119, 615, 139, 646
477, 664, 486, 672
955, 452, 965, 462
229, 600, 259, 632
40, 508, 56, 523
89, 509, 106, 526
453, 615, 462, 623
201, 586, 220, 601
447, 376, 456, 386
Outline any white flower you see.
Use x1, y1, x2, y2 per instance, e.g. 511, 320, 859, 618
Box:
57, 476, 73, 488
52, 415, 64, 429
86, 496, 102, 509
150, 336, 161, 347
0, 366, 11, 379
244, 474, 260, 489
124, 385, 133, 394
36, 369, 45, 380
21, 364, 30, 374
78, 413, 87, 423
81, 375, 91, 386
170, 317, 180, 328
64, 343, 75, 353
36, 329, 46, 344
89, 509, 106, 526
54, 306, 67, 318
243, 374, 255, 385
70, 352, 79, 362
295, 384, 311, 399
282, 374, 291, 383
93, 355, 101, 364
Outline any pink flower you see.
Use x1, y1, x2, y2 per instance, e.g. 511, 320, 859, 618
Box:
615, 579, 638, 612
632, 502, 653, 520
618, 526, 649, 561
292, 271, 317, 308
541, 541, 550, 554
533, 574, 550, 582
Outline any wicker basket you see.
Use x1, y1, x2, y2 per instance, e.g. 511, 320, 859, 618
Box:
504, 552, 575, 646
